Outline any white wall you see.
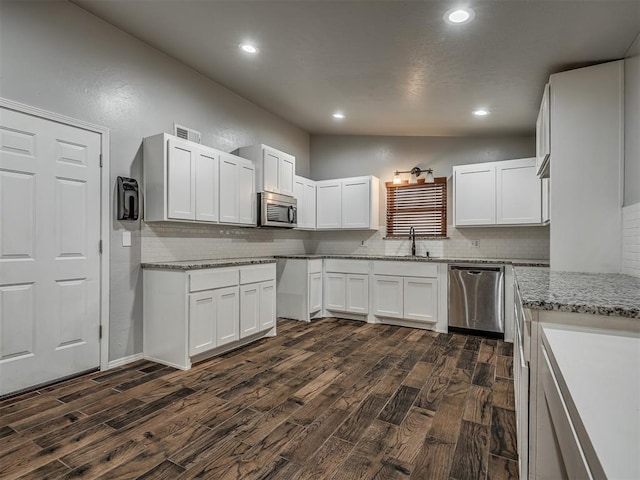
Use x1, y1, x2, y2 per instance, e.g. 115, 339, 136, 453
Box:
0, 1, 310, 362
625, 34, 640, 206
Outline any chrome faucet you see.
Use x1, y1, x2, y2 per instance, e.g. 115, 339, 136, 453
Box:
409, 226, 416, 256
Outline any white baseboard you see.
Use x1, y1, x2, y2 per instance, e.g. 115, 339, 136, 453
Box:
107, 353, 144, 370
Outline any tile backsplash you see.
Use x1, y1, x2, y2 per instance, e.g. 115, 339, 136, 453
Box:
142, 222, 550, 262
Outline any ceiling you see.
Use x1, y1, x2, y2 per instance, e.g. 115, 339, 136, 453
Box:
73, 0, 640, 137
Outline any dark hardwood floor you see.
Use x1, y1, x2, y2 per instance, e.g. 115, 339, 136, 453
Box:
0, 318, 518, 480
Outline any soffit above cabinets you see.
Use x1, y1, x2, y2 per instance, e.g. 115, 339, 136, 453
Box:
72, 0, 640, 136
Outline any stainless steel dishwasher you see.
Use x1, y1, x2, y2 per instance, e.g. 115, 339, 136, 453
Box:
448, 264, 505, 335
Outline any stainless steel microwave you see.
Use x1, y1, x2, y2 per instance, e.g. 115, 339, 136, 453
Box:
258, 192, 297, 228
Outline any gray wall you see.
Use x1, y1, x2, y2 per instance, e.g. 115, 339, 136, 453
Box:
625, 34, 640, 206
0, 1, 310, 362
310, 135, 535, 182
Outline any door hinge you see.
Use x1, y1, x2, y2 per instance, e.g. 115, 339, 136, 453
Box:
99, 154, 103, 168
99, 240, 103, 254
99, 325, 103, 339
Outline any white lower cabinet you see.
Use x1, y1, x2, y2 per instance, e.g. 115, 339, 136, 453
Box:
372, 262, 439, 325
345, 274, 369, 314
189, 285, 239, 356
143, 263, 276, 370
276, 258, 323, 322
403, 277, 438, 323
324, 260, 369, 315
325, 273, 347, 311
309, 272, 323, 313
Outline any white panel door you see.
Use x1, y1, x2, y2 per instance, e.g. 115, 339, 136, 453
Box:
0, 108, 101, 395
542, 177, 550, 224
216, 286, 239, 347
454, 164, 496, 226
372, 276, 403, 319
189, 290, 216, 356
279, 155, 295, 197
195, 147, 219, 222
262, 148, 280, 193
324, 273, 346, 311
238, 161, 256, 225
346, 274, 369, 314
403, 277, 438, 323
219, 155, 239, 223
167, 137, 196, 220
240, 284, 260, 339
309, 272, 322, 313
304, 181, 316, 230
316, 181, 342, 229
342, 178, 370, 229
259, 280, 276, 330
497, 158, 541, 225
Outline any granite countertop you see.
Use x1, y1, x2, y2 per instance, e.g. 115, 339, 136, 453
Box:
514, 267, 640, 318
141, 257, 276, 270
274, 254, 549, 267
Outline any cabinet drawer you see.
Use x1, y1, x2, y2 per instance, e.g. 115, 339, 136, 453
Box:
373, 261, 437, 278
240, 264, 276, 284
308, 259, 322, 274
189, 268, 239, 292
324, 259, 368, 274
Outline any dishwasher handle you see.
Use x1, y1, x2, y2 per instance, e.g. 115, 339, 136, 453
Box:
449, 265, 503, 273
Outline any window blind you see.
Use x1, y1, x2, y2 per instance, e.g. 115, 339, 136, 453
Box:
386, 177, 447, 238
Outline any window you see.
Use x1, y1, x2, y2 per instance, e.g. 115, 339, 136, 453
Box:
386, 178, 447, 238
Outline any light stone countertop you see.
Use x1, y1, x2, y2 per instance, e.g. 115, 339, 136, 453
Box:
140, 257, 276, 270
274, 254, 550, 267
515, 267, 640, 318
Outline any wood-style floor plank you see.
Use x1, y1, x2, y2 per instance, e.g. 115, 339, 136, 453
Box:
0, 318, 518, 480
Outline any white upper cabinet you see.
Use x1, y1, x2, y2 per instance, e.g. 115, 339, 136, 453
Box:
497, 158, 541, 225
454, 163, 497, 226
219, 152, 255, 226
316, 176, 380, 230
316, 180, 342, 229
293, 175, 317, 230
238, 144, 296, 197
454, 158, 543, 227
536, 83, 551, 178
144, 133, 220, 223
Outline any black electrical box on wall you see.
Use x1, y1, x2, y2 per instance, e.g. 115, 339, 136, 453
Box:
117, 176, 139, 220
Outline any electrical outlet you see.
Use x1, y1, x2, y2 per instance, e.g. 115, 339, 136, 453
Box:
360, 240, 368, 247
470, 240, 480, 248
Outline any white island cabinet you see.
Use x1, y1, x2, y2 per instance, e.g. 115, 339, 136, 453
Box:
143, 262, 276, 370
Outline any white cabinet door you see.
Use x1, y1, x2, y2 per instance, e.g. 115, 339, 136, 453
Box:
304, 181, 316, 230
497, 158, 541, 225
238, 161, 256, 225
195, 147, 219, 222
309, 272, 323, 313
536, 83, 551, 176
293, 177, 306, 228
189, 290, 216, 356
342, 178, 370, 229
403, 278, 438, 323
316, 181, 342, 229
454, 163, 496, 226
346, 274, 369, 314
259, 280, 276, 330
279, 154, 295, 197
167, 137, 196, 220
240, 284, 260, 339
373, 276, 403, 319
542, 177, 550, 224
262, 148, 280, 193
216, 286, 240, 347
219, 155, 239, 223
325, 273, 346, 311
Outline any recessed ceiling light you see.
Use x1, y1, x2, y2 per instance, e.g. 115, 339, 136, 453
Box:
240, 43, 258, 54
473, 109, 490, 116
444, 7, 475, 25
332, 112, 345, 120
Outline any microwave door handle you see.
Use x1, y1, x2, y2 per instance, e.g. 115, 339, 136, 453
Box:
288, 206, 294, 223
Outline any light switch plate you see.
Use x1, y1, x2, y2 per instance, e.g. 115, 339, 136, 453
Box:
122, 231, 132, 247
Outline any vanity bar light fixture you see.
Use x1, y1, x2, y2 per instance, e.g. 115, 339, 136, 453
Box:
393, 166, 435, 184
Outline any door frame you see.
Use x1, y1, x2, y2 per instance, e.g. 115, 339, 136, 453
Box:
1, 97, 111, 371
